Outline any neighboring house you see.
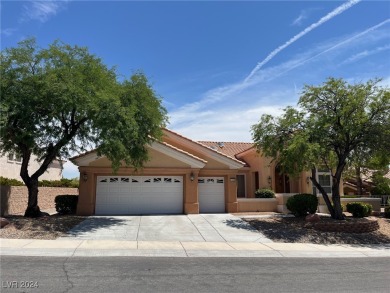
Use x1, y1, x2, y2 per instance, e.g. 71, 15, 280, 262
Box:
0, 152, 63, 181
343, 179, 373, 196
343, 170, 390, 195
71, 128, 336, 216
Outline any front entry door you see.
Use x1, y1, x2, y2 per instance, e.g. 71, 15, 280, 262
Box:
275, 166, 290, 193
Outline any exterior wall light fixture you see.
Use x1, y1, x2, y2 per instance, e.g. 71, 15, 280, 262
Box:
190, 172, 194, 182
306, 176, 310, 184
268, 176, 272, 185
83, 172, 88, 182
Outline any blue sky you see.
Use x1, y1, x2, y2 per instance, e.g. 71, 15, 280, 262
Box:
1, 0, 390, 178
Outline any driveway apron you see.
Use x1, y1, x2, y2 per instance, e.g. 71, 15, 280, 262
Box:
58, 214, 272, 243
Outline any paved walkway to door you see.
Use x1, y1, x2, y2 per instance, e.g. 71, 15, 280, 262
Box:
58, 214, 273, 243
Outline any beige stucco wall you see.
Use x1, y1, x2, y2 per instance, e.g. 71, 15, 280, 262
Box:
237, 198, 277, 212
0, 154, 63, 181
1, 185, 78, 216
317, 196, 381, 213
89, 148, 191, 168
239, 151, 313, 197
76, 166, 241, 216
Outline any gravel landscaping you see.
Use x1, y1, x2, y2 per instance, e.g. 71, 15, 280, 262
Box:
0, 214, 86, 240
244, 215, 390, 244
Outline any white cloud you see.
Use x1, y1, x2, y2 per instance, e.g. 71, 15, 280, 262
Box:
291, 10, 307, 26
169, 19, 389, 143
172, 104, 287, 142
21, 0, 69, 23
1, 28, 17, 36
245, 0, 361, 82
342, 44, 390, 64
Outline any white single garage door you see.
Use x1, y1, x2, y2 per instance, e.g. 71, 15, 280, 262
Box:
198, 177, 225, 213
95, 176, 183, 215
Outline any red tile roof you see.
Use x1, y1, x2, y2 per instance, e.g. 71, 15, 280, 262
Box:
198, 141, 254, 158
163, 128, 245, 165
69, 141, 207, 164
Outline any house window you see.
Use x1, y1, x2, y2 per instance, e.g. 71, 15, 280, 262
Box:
236, 174, 246, 198
316, 168, 332, 194
7, 153, 22, 163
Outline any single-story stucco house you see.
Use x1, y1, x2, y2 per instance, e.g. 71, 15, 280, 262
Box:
71, 128, 336, 216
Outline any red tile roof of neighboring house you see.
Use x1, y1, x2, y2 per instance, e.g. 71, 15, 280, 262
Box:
69, 149, 98, 161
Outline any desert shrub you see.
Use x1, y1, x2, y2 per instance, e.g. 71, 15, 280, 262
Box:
286, 193, 318, 217
255, 189, 275, 198
39, 178, 79, 188
342, 195, 361, 198
346, 202, 372, 218
55, 195, 78, 214
333, 203, 346, 212
0, 177, 79, 188
0, 176, 24, 186
384, 207, 390, 218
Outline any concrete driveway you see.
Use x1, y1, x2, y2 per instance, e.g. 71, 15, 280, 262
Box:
59, 214, 272, 243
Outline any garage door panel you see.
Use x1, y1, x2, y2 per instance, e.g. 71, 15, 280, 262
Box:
198, 177, 225, 213
95, 176, 183, 215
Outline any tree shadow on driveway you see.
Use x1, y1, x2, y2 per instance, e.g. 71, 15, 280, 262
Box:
64, 216, 130, 237
222, 219, 259, 232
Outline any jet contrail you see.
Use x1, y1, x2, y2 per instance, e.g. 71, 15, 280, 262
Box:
269, 19, 390, 80
244, 0, 361, 82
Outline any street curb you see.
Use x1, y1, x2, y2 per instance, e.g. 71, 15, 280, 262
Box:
1, 239, 390, 258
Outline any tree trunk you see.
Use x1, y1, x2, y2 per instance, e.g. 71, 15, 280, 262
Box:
331, 187, 344, 220
311, 168, 345, 220
311, 175, 335, 217
356, 166, 363, 195
331, 166, 345, 220
24, 178, 41, 217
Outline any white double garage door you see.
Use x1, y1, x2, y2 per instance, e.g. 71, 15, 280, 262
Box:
95, 176, 225, 215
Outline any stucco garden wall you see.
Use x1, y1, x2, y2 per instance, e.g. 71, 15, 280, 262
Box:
0, 186, 78, 216
317, 196, 381, 213
237, 198, 277, 212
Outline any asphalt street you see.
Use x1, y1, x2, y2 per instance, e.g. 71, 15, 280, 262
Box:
0, 256, 388, 293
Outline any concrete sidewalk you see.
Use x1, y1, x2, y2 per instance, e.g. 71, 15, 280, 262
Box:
1, 238, 389, 258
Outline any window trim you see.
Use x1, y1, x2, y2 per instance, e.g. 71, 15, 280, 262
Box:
316, 168, 332, 194
7, 153, 22, 164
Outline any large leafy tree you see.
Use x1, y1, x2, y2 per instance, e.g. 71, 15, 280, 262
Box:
0, 39, 167, 217
252, 78, 390, 220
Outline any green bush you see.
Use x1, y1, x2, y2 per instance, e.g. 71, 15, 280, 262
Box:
54, 195, 78, 214
255, 189, 275, 198
346, 202, 372, 218
39, 178, 79, 188
384, 207, 390, 219
333, 203, 346, 212
341, 195, 361, 198
0, 177, 79, 188
286, 193, 318, 217
0, 176, 24, 186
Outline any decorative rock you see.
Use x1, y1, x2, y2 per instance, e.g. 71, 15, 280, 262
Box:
305, 214, 320, 222
0, 217, 10, 228
314, 218, 379, 233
